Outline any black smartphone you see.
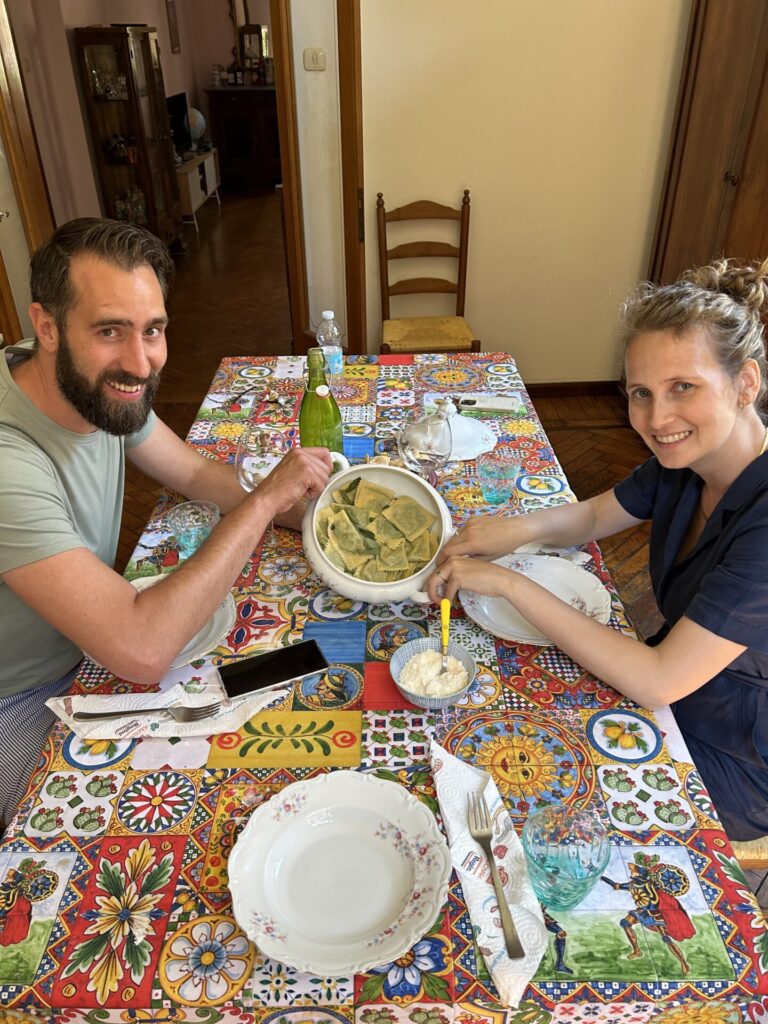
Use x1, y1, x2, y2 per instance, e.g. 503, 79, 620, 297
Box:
218, 640, 329, 699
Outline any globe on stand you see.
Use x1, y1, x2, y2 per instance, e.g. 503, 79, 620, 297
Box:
184, 107, 206, 151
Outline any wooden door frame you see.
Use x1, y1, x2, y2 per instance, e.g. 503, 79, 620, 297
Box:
270, 0, 365, 354
0, 0, 54, 342
337, 0, 365, 355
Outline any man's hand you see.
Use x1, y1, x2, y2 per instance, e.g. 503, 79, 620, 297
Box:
274, 498, 308, 532
252, 447, 332, 518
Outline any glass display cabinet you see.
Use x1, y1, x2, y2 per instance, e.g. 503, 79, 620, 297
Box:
74, 26, 181, 247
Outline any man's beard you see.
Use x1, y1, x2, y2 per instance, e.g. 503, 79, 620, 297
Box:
55, 331, 160, 435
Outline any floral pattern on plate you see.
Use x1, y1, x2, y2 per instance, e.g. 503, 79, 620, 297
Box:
228, 770, 451, 975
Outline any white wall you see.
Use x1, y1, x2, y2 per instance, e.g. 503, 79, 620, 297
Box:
290, 0, 346, 339
361, 1, 691, 382
8, 0, 100, 222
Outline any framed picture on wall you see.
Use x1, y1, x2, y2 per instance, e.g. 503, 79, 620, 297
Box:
165, 0, 181, 53
239, 23, 262, 64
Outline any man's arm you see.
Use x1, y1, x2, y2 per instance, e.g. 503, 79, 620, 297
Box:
2, 447, 332, 684
128, 418, 307, 529
127, 417, 250, 513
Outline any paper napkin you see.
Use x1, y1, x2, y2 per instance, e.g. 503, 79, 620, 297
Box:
430, 740, 547, 1008
47, 673, 290, 740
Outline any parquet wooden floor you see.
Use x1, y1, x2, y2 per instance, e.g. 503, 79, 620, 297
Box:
117, 193, 662, 640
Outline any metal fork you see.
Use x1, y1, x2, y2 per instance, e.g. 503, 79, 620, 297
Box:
73, 702, 222, 723
467, 792, 525, 959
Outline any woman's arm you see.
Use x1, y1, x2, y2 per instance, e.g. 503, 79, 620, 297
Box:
441, 489, 643, 562
430, 557, 744, 708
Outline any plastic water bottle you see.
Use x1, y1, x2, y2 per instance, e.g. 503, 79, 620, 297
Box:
299, 347, 343, 452
315, 310, 343, 396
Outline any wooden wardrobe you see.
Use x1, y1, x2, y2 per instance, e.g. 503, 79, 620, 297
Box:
650, 0, 768, 282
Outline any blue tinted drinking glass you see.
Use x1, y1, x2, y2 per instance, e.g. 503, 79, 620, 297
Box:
521, 804, 611, 911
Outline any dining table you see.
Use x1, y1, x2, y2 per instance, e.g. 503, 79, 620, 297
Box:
1, 351, 767, 1024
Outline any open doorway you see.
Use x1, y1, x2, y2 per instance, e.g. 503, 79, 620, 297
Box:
3, 0, 363, 363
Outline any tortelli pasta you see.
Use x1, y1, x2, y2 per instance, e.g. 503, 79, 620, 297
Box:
316, 476, 439, 582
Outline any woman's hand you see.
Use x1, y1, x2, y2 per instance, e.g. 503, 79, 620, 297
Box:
427, 554, 518, 605
440, 515, 530, 562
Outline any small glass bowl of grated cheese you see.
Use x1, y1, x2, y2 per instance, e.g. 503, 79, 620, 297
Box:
390, 637, 476, 710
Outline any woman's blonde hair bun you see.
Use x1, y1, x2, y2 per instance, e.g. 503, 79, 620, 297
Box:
619, 256, 768, 418
684, 256, 768, 315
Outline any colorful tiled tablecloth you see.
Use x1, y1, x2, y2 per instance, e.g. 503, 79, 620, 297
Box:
1, 353, 767, 1024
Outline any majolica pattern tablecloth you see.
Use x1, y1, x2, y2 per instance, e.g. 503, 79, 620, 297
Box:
1, 353, 766, 1024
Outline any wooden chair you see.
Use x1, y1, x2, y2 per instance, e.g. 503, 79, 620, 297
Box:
376, 189, 480, 355
731, 836, 768, 899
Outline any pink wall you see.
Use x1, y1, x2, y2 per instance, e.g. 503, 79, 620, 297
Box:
185, 0, 272, 124
7, 0, 244, 224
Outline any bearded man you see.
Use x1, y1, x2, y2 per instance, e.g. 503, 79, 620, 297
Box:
0, 218, 332, 826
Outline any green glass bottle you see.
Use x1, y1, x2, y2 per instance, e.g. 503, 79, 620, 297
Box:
299, 347, 344, 452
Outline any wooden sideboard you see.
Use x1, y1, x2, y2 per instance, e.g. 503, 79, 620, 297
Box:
205, 87, 281, 190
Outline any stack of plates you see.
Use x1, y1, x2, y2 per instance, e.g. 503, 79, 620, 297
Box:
459, 553, 611, 645
130, 576, 236, 667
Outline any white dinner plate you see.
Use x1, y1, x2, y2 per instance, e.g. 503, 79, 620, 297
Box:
459, 553, 612, 645
130, 576, 236, 667
447, 414, 497, 462
228, 770, 452, 975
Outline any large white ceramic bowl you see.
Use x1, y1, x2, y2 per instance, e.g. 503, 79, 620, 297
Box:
302, 463, 453, 603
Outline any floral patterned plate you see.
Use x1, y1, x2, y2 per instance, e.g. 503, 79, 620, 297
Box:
228, 770, 451, 975
459, 553, 611, 645
130, 576, 236, 667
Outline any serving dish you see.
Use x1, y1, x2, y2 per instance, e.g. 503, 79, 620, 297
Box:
459, 552, 611, 645
302, 463, 453, 603
228, 770, 451, 975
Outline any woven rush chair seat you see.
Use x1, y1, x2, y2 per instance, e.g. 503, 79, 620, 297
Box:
377, 190, 480, 355
382, 315, 478, 354
731, 835, 768, 872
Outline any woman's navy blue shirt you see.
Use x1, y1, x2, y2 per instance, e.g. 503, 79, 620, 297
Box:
614, 452, 768, 840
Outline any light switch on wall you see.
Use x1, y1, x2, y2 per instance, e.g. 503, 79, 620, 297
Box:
303, 47, 326, 71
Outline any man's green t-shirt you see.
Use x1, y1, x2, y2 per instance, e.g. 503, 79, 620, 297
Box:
0, 342, 155, 697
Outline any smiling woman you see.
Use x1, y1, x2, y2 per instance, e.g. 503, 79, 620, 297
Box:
428, 256, 768, 843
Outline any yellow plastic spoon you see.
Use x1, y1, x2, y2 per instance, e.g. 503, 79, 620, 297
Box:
440, 597, 451, 672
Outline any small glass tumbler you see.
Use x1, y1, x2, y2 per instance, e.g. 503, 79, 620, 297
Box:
521, 804, 611, 911
476, 448, 521, 505
166, 500, 220, 559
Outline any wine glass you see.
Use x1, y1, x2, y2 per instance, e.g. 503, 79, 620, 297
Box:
396, 407, 453, 486
235, 423, 292, 493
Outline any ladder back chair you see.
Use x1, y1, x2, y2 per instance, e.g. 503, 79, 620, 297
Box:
731, 836, 768, 901
376, 189, 480, 355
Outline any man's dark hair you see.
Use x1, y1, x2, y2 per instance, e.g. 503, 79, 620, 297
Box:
30, 217, 174, 329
